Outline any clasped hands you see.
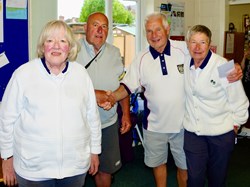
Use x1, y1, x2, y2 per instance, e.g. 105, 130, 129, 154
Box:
96, 90, 116, 110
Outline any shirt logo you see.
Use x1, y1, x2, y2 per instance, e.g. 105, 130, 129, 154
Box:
210, 79, 216, 85
177, 64, 184, 74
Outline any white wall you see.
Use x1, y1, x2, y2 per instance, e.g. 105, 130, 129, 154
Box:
28, 0, 58, 60
139, 0, 155, 51
193, 0, 226, 55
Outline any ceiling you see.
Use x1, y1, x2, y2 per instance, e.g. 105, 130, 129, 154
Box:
229, 0, 250, 5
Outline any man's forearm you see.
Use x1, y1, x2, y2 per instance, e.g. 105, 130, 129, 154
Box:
113, 85, 129, 102
119, 95, 130, 116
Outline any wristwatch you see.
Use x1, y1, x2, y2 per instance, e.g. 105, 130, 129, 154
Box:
2, 156, 13, 160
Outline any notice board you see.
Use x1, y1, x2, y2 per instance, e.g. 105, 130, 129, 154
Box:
0, 0, 29, 101
160, 2, 185, 40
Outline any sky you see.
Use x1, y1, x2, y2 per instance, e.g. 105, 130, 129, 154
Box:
58, 0, 84, 19
58, 0, 136, 20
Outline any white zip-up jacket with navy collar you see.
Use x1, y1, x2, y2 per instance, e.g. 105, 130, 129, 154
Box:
0, 58, 101, 179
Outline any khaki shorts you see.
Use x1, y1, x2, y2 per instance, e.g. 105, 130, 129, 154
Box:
143, 128, 187, 169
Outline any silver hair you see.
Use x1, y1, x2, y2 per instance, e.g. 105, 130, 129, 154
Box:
186, 25, 212, 44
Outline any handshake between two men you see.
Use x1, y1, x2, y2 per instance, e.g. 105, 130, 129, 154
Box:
95, 85, 131, 134
96, 85, 129, 111
96, 90, 117, 110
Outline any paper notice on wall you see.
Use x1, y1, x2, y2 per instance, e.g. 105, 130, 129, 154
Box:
170, 3, 185, 36
0, 52, 10, 68
0, 0, 3, 42
6, 0, 27, 8
226, 33, 234, 54
6, 0, 27, 19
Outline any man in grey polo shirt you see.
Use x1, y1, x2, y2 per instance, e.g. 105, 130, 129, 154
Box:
76, 12, 131, 187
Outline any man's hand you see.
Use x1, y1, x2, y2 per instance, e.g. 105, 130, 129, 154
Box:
227, 63, 243, 83
88, 154, 99, 176
120, 113, 132, 134
95, 90, 116, 110
2, 157, 17, 186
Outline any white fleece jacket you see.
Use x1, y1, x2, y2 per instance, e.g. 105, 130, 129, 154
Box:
183, 52, 249, 136
0, 58, 101, 179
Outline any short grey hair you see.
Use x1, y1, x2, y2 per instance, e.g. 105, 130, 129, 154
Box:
186, 25, 212, 44
144, 12, 169, 29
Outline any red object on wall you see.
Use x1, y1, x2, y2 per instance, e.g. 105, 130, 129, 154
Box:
170, 35, 185, 41
210, 45, 217, 53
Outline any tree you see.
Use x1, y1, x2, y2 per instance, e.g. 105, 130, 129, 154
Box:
79, 0, 134, 25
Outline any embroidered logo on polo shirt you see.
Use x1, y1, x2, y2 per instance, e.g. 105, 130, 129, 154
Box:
177, 64, 184, 74
210, 79, 216, 85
